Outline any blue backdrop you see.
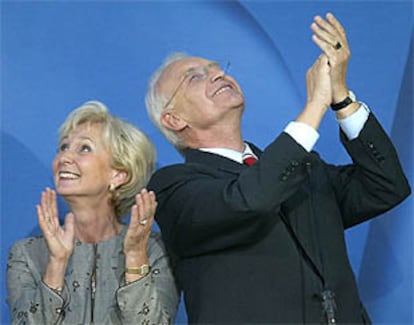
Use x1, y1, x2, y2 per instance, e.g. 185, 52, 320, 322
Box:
1, 1, 412, 324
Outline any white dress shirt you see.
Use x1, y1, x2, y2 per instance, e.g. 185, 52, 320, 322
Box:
200, 102, 370, 162
284, 102, 370, 152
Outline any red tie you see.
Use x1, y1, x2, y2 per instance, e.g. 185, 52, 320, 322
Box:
243, 155, 257, 166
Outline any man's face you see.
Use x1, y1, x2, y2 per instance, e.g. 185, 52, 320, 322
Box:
158, 57, 245, 132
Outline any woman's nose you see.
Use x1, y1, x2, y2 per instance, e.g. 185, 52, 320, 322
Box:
59, 150, 75, 164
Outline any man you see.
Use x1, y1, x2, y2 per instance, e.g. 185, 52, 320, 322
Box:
145, 13, 410, 324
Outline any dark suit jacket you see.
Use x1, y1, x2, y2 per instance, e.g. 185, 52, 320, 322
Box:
148, 114, 410, 324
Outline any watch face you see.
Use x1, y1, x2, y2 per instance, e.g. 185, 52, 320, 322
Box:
140, 265, 151, 276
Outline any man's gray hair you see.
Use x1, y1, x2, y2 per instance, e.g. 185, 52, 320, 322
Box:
145, 52, 190, 152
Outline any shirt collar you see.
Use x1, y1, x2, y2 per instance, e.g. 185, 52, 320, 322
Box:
199, 143, 257, 164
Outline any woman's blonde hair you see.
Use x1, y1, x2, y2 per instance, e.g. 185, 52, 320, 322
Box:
59, 101, 156, 218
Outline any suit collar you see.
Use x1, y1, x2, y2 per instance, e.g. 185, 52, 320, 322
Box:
199, 142, 259, 164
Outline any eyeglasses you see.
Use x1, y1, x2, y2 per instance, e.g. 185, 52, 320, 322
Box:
163, 61, 231, 109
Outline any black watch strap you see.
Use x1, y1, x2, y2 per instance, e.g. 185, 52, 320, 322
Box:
331, 96, 353, 111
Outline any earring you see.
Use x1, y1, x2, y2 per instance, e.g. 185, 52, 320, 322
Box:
108, 184, 116, 192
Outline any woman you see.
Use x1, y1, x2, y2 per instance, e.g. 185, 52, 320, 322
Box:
7, 101, 179, 324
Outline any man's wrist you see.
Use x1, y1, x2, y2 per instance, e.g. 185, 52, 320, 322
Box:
331, 91, 356, 111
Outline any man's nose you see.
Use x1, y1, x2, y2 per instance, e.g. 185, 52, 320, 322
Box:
210, 69, 225, 82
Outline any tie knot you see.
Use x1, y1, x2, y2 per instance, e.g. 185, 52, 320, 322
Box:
243, 155, 257, 166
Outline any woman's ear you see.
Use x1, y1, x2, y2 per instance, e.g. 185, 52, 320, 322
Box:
161, 110, 187, 131
111, 170, 128, 188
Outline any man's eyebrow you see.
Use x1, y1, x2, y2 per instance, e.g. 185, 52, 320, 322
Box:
208, 61, 220, 67
183, 61, 219, 75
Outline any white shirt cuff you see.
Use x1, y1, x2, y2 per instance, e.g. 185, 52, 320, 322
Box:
284, 121, 319, 152
337, 102, 370, 140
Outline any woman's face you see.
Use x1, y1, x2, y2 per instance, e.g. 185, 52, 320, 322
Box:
52, 122, 115, 201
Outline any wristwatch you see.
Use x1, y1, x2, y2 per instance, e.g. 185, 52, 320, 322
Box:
331, 90, 356, 111
126, 264, 151, 276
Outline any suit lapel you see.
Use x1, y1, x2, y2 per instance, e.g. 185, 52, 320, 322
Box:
183, 146, 326, 282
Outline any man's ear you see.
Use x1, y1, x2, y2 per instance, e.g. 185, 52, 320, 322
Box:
161, 110, 187, 131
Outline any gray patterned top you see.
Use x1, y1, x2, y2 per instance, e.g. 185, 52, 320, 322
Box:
7, 225, 179, 324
